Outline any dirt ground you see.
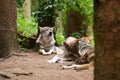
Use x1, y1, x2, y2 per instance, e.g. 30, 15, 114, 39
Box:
0, 52, 93, 80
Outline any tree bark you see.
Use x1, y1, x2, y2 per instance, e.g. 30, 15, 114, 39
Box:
0, 0, 18, 58
66, 9, 85, 38
55, 11, 63, 34
94, 0, 120, 80
23, 0, 31, 18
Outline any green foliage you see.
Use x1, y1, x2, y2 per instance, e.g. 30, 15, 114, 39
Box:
17, 8, 38, 49
16, 0, 24, 7
16, 0, 93, 47
61, 4, 67, 36
17, 38, 29, 51
65, 0, 93, 27
56, 32, 65, 45
71, 32, 82, 39
31, 0, 39, 12
37, 0, 55, 25
17, 8, 38, 37
62, 0, 93, 37
36, 0, 66, 26
77, 0, 93, 27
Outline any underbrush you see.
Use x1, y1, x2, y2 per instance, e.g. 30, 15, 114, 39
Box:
17, 8, 38, 49
17, 8, 38, 37
56, 32, 65, 45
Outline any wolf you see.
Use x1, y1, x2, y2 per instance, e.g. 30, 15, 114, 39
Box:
36, 27, 56, 55
48, 36, 94, 70
62, 38, 94, 70
47, 37, 80, 63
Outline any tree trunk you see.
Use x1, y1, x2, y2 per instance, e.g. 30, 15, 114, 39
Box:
55, 11, 63, 34
94, 0, 120, 80
23, 0, 31, 18
0, 0, 18, 58
66, 9, 85, 38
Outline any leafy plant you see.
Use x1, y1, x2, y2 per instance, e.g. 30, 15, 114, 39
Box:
71, 32, 82, 39
56, 32, 65, 45
17, 8, 38, 49
16, 0, 93, 48
16, 0, 24, 7
61, 0, 93, 37
17, 8, 38, 37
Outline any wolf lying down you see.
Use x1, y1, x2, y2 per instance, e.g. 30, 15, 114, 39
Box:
36, 27, 56, 55
48, 36, 94, 70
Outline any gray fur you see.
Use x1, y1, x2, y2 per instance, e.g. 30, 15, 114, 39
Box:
36, 27, 56, 55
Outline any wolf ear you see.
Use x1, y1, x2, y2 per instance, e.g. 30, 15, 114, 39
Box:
63, 42, 69, 48
39, 27, 43, 30
76, 39, 79, 43
50, 27, 54, 30
39, 27, 44, 32
52, 27, 57, 32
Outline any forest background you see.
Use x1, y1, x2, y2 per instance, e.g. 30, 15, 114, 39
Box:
16, 0, 93, 50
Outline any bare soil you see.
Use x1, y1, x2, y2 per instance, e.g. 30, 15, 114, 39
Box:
0, 52, 93, 80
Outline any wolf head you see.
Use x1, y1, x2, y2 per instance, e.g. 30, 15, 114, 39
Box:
39, 27, 54, 37
63, 37, 79, 57
36, 27, 55, 43
76, 39, 94, 64
80, 37, 93, 44
36, 27, 55, 50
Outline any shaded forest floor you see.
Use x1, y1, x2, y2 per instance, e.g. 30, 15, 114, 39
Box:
0, 51, 93, 80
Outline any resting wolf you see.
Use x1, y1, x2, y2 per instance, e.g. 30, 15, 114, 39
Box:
62, 38, 94, 70
47, 37, 79, 63
36, 27, 56, 55
48, 36, 94, 70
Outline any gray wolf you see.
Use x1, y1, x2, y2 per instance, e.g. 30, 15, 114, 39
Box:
62, 37, 94, 70
36, 27, 56, 55
47, 37, 79, 63
48, 36, 94, 70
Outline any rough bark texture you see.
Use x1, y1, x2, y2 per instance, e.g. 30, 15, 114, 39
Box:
94, 0, 120, 80
66, 9, 85, 38
0, 0, 18, 58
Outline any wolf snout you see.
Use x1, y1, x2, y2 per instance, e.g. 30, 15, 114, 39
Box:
49, 32, 52, 36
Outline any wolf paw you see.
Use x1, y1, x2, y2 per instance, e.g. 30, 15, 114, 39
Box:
62, 66, 70, 69
47, 60, 56, 63
46, 52, 52, 55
